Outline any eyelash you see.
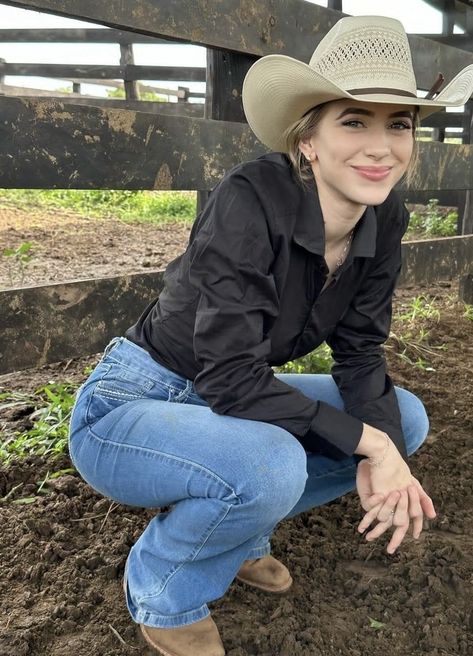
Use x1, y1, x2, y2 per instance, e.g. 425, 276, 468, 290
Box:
342, 119, 412, 130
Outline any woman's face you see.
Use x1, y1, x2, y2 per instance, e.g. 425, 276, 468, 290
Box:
299, 99, 415, 210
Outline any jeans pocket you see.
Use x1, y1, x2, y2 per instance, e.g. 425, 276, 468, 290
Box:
84, 362, 168, 426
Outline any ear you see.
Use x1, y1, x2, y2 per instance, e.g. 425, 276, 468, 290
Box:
298, 139, 315, 163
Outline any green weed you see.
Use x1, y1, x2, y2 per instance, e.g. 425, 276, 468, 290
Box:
2, 241, 34, 286
395, 295, 440, 323
0, 381, 78, 464
463, 304, 473, 321
406, 198, 458, 239
274, 343, 333, 375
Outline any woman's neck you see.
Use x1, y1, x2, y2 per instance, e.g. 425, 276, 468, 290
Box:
316, 183, 366, 245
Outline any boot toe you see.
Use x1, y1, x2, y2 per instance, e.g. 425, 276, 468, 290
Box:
140, 615, 225, 656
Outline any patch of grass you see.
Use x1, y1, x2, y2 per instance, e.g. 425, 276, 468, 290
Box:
395, 294, 441, 323
274, 342, 333, 375
0, 381, 79, 464
0, 188, 197, 225
406, 198, 458, 240
390, 295, 445, 371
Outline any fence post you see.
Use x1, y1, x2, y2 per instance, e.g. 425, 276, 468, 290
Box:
177, 85, 189, 103
0, 58, 5, 87
197, 49, 257, 213
120, 43, 139, 100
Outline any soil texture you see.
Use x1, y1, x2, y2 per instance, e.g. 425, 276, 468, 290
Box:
0, 204, 472, 655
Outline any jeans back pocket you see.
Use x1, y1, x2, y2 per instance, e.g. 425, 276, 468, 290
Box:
85, 362, 168, 426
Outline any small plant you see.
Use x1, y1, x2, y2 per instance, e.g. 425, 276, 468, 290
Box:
0, 381, 78, 464
2, 241, 34, 286
368, 617, 386, 630
274, 343, 333, 375
1, 467, 76, 505
406, 198, 458, 239
463, 304, 473, 321
395, 295, 440, 323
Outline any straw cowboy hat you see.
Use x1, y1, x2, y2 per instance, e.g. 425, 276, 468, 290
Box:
242, 15, 473, 152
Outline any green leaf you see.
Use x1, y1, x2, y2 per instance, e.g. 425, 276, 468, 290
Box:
11, 496, 38, 505
368, 617, 386, 630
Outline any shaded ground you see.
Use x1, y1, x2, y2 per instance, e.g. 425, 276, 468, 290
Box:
0, 204, 472, 655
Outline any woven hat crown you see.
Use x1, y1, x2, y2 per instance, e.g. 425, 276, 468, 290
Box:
309, 16, 417, 97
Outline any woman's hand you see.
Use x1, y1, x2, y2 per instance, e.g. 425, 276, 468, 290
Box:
355, 456, 436, 554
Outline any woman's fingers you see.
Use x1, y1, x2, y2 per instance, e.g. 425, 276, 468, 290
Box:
362, 493, 386, 511
377, 489, 405, 523
387, 521, 410, 554
385, 489, 409, 553
357, 478, 437, 552
359, 490, 400, 537
365, 490, 407, 542
357, 501, 382, 533
407, 484, 424, 539
411, 479, 437, 519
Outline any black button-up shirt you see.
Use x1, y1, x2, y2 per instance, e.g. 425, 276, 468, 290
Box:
126, 152, 409, 461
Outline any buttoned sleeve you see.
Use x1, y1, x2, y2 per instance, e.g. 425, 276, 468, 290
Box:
325, 203, 410, 462
188, 172, 364, 454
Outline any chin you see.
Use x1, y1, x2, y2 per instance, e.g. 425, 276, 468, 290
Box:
352, 187, 392, 207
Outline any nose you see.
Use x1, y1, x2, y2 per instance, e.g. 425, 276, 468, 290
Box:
364, 128, 391, 159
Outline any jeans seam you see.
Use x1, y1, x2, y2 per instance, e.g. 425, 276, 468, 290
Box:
140, 502, 234, 602
87, 426, 241, 502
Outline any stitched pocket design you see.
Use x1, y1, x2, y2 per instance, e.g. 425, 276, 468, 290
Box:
85, 363, 168, 425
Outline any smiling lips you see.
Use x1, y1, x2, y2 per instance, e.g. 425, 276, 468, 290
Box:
352, 166, 392, 181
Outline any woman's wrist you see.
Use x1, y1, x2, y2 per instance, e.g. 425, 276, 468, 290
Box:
355, 424, 392, 461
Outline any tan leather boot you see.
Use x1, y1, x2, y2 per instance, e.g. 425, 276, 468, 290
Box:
140, 615, 225, 656
236, 554, 293, 593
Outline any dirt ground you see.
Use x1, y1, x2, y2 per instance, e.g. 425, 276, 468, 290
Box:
1, 204, 472, 656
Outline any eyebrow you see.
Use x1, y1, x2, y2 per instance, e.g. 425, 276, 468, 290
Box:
335, 107, 414, 120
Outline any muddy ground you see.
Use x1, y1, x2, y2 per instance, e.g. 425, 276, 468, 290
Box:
0, 203, 472, 656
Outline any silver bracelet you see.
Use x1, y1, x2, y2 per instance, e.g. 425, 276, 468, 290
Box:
367, 433, 390, 468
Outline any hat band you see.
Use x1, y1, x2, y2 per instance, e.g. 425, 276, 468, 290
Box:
347, 87, 417, 98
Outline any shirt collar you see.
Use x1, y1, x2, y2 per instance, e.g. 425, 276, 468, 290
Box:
292, 175, 377, 259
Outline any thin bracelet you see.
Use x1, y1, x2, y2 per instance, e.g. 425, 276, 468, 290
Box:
367, 433, 390, 468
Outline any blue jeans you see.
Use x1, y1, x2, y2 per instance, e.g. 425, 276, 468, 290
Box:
68, 336, 429, 629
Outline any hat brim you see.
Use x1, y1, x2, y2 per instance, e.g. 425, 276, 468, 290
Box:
242, 55, 473, 152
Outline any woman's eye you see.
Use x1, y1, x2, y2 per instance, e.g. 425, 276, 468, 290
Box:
342, 119, 364, 128
390, 121, 412, 130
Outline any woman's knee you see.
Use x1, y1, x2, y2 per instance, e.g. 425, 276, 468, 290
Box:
238, 430, 308, 518
395, 387, 429, 456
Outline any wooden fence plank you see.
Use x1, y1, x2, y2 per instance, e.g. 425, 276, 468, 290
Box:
399, 234, 473, 286
0, 28, 169, 44
0, 272, 164, 374
0, 96, 265, 190
1, 1, 472, 90
2, 62, 206, 82
0, 97, 471, 191
1, 235, 472, 373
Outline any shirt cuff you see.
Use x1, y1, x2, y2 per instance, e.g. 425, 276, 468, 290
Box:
298, 401, 364, 459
